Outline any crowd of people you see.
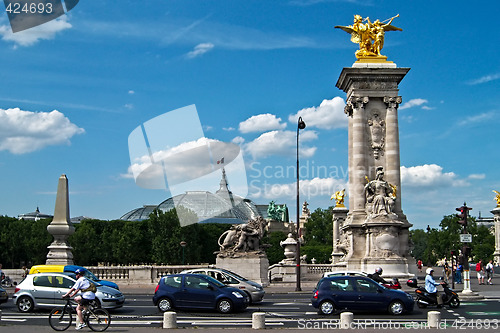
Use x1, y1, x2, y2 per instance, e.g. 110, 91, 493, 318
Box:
416, 258, 496, 285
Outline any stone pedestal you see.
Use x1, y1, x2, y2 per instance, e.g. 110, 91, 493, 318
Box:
331, 206, 348, 264
46, 174, 75, 265
216, 255, 269, 286
336, 63, 413, 277
491, 207, 500, 264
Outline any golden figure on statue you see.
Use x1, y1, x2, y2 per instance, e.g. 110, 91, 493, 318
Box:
331, 189, 346, 208
335, 14, 401, 60
493, 190, 500, 207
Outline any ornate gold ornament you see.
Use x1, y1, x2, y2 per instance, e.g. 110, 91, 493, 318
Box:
335, 14, 401, 61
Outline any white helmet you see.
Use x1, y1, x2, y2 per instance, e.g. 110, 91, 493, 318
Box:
426, 268, 434, 275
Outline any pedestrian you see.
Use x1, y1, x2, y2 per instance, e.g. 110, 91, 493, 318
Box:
476, 260, 485, 285
486, 260, 494, 285
443, 259, 451, 282
455, 263, 463, 284
417, 259, 422, 273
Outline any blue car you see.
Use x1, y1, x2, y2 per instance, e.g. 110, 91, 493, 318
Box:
312, 275, 414, 315
64, 265, 120, 290
153, 274, 249, 314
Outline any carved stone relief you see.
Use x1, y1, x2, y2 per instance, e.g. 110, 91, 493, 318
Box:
367, 112, 385, 159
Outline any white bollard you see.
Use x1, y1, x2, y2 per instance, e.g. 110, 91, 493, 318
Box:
252, 312, 266, 329
340, 312, 353, 329
428, 311, 441, 328
163, 311, 177, 329
0, 309, 2, 321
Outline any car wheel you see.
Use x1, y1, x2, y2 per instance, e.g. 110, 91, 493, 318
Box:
243, 291, 252, 304
318, 300, 335, 315
449, 297, 460, 308
157, 297, 173, 312
217, 298, 233, 314
17, 295, 34, 312
388, 300, 405, 315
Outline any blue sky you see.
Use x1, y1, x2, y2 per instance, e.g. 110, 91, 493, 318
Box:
0, 0, 499, 230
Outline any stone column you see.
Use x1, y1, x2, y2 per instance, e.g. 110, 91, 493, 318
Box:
384, 96, 403, 216
492, 207, 500, 264
331, 206, 348, 264
349, 96, 369, 219
46, 174, 75, 265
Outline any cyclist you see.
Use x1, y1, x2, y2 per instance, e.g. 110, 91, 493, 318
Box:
62, 268, 96, 330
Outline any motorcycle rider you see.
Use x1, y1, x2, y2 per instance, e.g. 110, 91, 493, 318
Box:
425, 268, 444, 307
370, 267, 390, 284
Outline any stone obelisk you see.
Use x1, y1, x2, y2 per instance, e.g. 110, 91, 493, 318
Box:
46, 174, 75, 265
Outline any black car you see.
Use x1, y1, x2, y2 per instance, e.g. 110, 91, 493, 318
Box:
153, 274, 249, 314
311, 275, 414, 315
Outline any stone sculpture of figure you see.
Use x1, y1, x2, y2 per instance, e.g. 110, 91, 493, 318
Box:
302, 201, 310, 216
218, 217, 268, 254
335, 14, 401, 59
494, 190, 500, 207
331, 189, 346, 207
364, 166, 395, 216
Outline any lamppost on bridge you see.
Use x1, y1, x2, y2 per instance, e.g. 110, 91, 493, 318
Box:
180, 241, 187, 265
296, 116, 306, 292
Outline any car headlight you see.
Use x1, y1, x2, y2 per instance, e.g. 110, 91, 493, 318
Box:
232, 291, 244, 298
407, 294, 413, 300
102, 292, 115, 299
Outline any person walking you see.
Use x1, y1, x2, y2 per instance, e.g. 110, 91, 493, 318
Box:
476, 260, 485, 285
417, 259, 423, 273
486, 260, 494, 285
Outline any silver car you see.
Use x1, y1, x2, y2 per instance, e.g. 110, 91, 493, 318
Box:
13, 272, 125, 312
181, 268, 265, 303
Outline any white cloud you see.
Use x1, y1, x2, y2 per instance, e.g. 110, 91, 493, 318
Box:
124, 104, 134, 109
252, 177, 347, 200
467, 73, 500, 85
232, 136, 245, 144
186, 43, 214, 58
399, 98, 429, 110
468, 174, 485, 180
245, 130, 317, 159
223, 127, 235, 131
457, 112, 495, 126
289, 97, 347, 129
0, 108, 84, 154
128, 90, 135, 95
0, 17, 72, 47
239, 114, 287, 133
401, 164, 468, 188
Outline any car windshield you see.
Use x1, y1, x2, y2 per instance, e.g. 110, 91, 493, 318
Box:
203, 275, 226, 288
220, 269, 247, 281
83, 270, 99, 281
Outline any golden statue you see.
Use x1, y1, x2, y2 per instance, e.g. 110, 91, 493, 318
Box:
335, 14, 401, 60
331, 189, 346, 208
493, 190, 500, 207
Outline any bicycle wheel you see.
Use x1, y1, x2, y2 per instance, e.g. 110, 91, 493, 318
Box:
49, 307, 73, 331
86, 308, 111, 332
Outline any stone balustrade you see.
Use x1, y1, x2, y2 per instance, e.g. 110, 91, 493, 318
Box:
4, 263, 339, 285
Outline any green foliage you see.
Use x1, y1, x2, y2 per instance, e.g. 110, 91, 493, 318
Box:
410, 214, 495, 266
263, 231, 287, 265
301, 207, 333, 264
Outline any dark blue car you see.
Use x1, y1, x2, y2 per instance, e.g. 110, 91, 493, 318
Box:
153, 274, 249, 314
312, 275, 414, 315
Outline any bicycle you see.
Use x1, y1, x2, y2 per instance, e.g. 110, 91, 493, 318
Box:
48, 296, 111, 331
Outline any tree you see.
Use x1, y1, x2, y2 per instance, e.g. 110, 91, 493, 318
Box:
301, 207, 333, 263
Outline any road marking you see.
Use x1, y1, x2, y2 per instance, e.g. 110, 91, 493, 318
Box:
0, 318, 27, 322
467, 311, 500, 316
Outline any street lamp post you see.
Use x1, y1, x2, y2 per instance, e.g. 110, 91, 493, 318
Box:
296, 116, 306, 292
180, 241, 187, 265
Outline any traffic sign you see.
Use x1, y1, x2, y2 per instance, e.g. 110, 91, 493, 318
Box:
460, 234, 472, 242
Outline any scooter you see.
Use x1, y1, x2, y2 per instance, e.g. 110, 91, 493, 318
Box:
407, 278, 460, 308
1, 274, 14, 287
382, 277, 402, 289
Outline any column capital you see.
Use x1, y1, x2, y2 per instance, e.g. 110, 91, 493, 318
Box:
345, 96, 369, 117
383, 96, 402, 109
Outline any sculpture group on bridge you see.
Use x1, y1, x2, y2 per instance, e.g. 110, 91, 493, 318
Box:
335, 14, 401, 58
217, 217, 268, 257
